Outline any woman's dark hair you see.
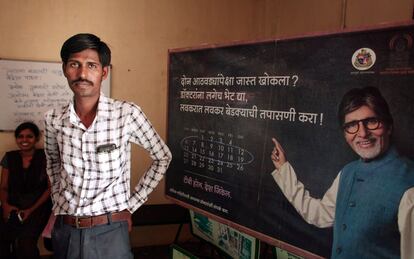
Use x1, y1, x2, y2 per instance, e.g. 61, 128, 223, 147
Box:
14, 122, 40, 139
60, 33, 111, 67
337, 86, 393, 127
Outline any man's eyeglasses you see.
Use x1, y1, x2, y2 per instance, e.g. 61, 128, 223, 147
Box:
343, 117, 382, 134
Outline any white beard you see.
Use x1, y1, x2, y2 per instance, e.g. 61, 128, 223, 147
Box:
353, 139, 382, 160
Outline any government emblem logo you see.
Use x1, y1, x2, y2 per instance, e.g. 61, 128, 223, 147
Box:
352, 48, 376, 70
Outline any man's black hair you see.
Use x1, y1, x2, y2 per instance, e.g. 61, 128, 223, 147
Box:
338, 86, 393, 127
60, 33, 111, 67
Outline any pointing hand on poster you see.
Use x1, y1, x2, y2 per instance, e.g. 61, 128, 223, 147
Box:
271, 138, 287, 169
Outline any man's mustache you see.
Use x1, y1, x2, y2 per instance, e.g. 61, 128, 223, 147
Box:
71, 79, 93, 86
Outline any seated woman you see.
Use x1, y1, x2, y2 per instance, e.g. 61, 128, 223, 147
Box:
0, 122, 51, 259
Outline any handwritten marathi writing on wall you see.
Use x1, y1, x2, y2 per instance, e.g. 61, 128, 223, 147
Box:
6, 67, 68, 107
3, 66, 70, 128
0, 59, 111, 131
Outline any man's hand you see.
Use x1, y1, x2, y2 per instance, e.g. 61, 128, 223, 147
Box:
17, 208, 33, 222
271, 138, 287, 169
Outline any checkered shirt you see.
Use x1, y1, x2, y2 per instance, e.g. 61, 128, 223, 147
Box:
44, 94, 172, 216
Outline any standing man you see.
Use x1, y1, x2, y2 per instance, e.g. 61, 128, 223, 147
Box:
44, 33, 172, 259
271, 87, 414, 259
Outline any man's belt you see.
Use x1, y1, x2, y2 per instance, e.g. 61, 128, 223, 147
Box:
62, 210, 130, 229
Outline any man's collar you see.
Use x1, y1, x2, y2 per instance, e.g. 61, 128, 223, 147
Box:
67, 92, 110, 118
61, 92, 110, 125
95, 93, 111, 118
